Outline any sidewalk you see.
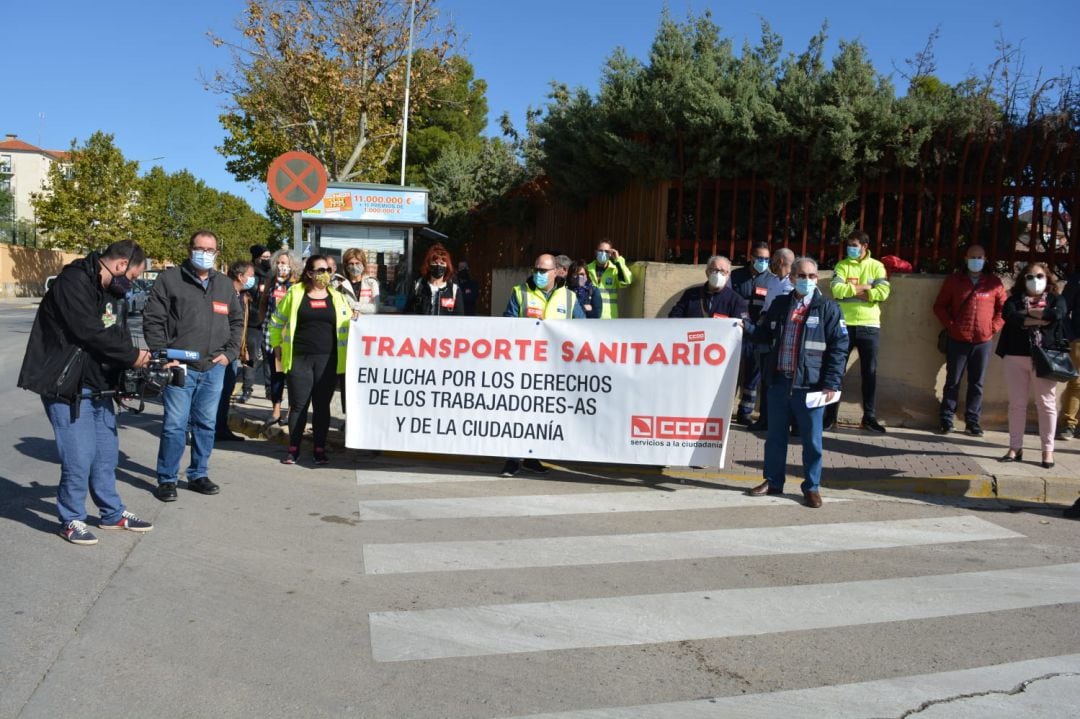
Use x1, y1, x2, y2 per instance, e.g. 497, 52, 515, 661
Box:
227, 394, 1080, 507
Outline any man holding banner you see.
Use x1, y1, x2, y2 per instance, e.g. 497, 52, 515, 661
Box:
500, 253, 586, 476
749, 257, 848, 508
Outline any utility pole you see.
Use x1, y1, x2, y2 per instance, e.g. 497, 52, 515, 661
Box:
399, 0, 416, 186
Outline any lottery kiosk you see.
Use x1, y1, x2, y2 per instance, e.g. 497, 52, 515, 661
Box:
301, 182, 431, 313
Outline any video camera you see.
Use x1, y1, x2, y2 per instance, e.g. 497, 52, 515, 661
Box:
117, 349, 200, 411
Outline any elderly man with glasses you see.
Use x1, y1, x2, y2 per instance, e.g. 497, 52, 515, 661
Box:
748, 257, 849, 508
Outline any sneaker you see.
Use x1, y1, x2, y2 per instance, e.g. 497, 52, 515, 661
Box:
861, 417, 886, 433
1056, 428, 1074, 441
939, 421, 953, 434
499, 460, 520, 477
965, 423, 984, 437
313, 448, 329, 465
100, 510, 153, 532
236, 391, 252, 404
282, 446, 300, 465
60, 520, 98, 545
522, 458, 549, 474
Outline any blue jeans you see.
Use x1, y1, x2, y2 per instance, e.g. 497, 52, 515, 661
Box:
156, 363, 225, 485
763, 377, 825, 493
43, 393, 125, 525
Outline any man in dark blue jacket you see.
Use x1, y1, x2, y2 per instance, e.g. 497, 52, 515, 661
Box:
748, 257, 848, 508
668, 255, 750, 321
729, 241, 773, 423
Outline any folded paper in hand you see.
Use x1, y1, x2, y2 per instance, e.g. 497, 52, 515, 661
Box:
805, 390, 841, 408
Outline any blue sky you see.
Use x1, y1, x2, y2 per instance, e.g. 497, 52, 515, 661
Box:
4, 0, 1078, 215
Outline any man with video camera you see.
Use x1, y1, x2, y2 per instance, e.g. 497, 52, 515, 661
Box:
143, 230, 243, 502
18, 240, 155, 545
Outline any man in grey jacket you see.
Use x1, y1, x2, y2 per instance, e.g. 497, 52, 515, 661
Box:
143, 230, 243, 502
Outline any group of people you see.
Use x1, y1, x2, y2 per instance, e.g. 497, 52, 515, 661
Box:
20, 228, 1080, 545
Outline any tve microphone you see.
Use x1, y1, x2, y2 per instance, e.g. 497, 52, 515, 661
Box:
157, 349, 201, 362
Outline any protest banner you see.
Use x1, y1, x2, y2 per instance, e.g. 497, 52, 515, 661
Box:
345, 316, 743, 467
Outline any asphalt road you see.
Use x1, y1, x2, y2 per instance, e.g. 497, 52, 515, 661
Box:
1, 298, 1079, 718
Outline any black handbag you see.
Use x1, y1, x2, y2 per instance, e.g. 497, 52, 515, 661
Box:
1031, 339, 1078, 382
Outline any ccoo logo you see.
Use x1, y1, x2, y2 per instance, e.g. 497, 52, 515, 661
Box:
630, 415, 724, 440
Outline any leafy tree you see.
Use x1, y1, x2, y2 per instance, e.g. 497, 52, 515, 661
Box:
133, 166, 275, 265
0, 183, 12, 220
31, 131, 139, 250
426, 136, 522, 242
209, 0, 458, 185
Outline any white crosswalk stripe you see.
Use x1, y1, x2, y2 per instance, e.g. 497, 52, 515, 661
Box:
362, 516, 1021, 574
357, 487, 846, 520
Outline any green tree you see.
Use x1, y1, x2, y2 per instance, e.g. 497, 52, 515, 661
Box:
31, 131, 139, 250
209, 0, 458, 186
426, 137, 522, 242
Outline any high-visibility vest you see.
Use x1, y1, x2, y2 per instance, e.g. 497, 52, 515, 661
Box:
586, 258, 632, 318
512, 283, 577, 320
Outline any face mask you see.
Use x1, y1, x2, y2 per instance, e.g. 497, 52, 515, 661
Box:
595, 251, 609, 265
1027, 277, 1047, 295
967, 258, 985, 273
429, 264, 447, 279
846, 246, 862, 261
101, 260, 132, 298
243, 275, 256, 290
346, 264, 362, 277
258, 259, 271, 272
191, 250, 215, 271
795, 278, 816, 296
567, 276, 582, 289
312, 271, 331, 289
533, 271, 550, 289
277, 264, 291, 278
752, 258, 770, 274
707, 272, 727, 290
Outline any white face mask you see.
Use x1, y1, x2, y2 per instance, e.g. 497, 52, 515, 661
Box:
1027, 277, 1047, 295
707, 271, 727, 290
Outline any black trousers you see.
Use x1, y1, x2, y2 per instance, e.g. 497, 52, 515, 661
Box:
940, 337, 992, 425
824, 325, 880, 425
285, 353, 338, 451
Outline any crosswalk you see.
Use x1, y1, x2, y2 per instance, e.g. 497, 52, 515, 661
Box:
354, 465, 1080, 717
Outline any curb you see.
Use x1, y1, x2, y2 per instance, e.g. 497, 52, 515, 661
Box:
227, 409, 1080, 506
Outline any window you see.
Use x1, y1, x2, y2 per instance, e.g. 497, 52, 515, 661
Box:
0, 155, 11, 174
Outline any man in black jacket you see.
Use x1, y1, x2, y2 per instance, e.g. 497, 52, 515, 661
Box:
18, 240, 155, 545
143, 230, 243, 502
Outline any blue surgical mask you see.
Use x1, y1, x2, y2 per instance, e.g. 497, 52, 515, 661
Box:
191, 250, 215, 271
595, 251, 609, 265
846, 246, 862, 260
533, 271, 550, 289
795, 278, 816, 296
966, 258, 985, 273
243, 275, 256, 290
752, 258, 770, 274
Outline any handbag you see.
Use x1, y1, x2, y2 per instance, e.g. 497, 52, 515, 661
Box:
1031, 337, 1078, 382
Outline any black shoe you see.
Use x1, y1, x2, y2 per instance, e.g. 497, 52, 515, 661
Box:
499, 460, 520, 477
789, 424, 799, 437
999, 450, 1023, 463
1042, 461, 1055, 470
522, 458, 549, 474
1064, 499, 1080, 519
746, 419, 768, 432
733, 414, 752, 426
155, 483, 178, 502
822, 420, 836, 432
215, 431, 246, 442
965, 423, 984, 437
861, 417, 886, 433
236, 391, 252, 404
188, 477, 220, 495
938, 421, 953, 434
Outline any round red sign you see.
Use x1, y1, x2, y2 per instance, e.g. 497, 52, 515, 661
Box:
267, 151, 328, 211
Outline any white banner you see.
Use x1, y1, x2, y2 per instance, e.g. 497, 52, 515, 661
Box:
345, 316, 743, 467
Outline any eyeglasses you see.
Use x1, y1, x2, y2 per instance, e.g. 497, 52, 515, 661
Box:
1026, 274, 1047, 280
534, 266, 555, 273
193, 247, 217, 255
312, 267, 330, 273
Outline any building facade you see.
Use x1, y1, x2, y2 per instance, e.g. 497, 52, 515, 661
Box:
0, 133, 68, 235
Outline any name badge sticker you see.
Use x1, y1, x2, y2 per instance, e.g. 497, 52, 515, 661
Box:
806, 315, 820, 327
212, 301, 229, 315
309, 299, 328, 309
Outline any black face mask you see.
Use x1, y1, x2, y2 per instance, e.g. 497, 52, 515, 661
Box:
429, 265, 447, 279
258, 259, 271, 272
567, 276, 580, 289
101, 260, 133, 298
